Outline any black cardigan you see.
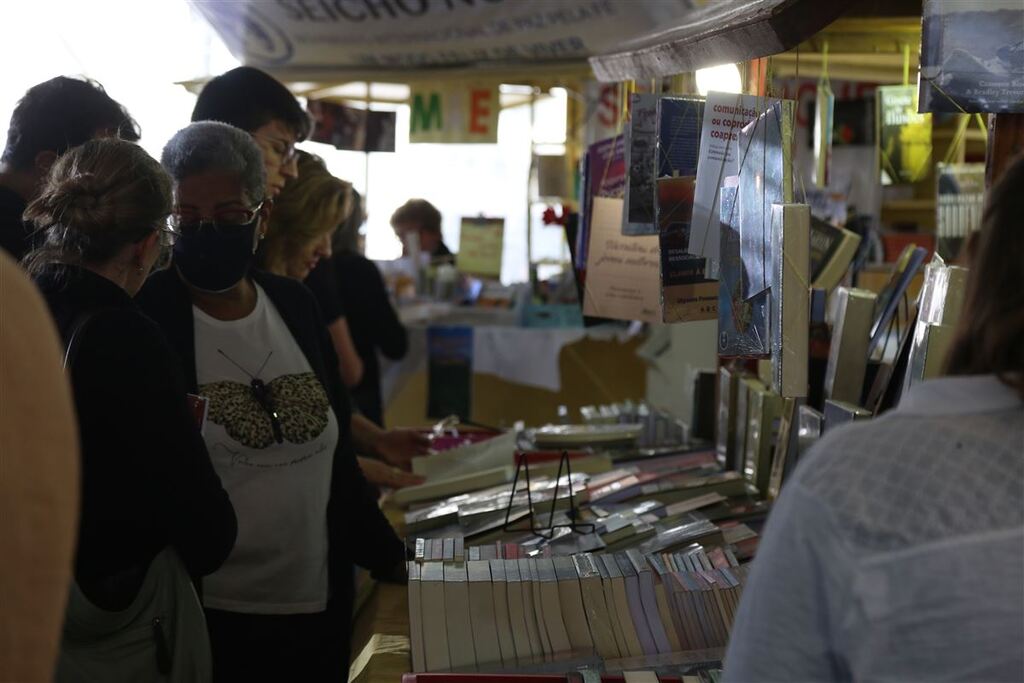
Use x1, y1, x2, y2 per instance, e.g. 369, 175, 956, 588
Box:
309, 252, 408, 426
136, 267, 405, 590
34, 264, 237, 610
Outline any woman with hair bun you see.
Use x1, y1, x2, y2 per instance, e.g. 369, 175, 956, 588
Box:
27, 137, 236, 682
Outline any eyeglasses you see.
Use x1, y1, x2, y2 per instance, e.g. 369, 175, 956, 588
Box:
169, 201, 265, 234
158, 221, 179, 247
254, 134, 298, 165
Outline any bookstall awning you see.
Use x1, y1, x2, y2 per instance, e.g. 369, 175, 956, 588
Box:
189, 0, 853, 83
589, 0, 854, 82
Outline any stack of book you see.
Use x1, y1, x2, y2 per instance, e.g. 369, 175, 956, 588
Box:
407, 549, 748, 673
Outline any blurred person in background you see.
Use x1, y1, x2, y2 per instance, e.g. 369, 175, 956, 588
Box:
25, 138, 236, 681
391, 197, 453, 261
137, 122, 406, 681
261, 151, 422, 489
0, 250, 79, 682
723, 156, 1024, 682
0, 76, 138, 260
331, 187, 409, 428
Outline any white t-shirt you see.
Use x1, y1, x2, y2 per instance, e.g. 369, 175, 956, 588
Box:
194, 283, 338, 614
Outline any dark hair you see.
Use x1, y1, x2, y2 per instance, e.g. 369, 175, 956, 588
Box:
261, 151, 351, 272
22, 138, 171, 274
391, 198, 441, 235
191, 66, 311, 140
945, 154, 1024, 398
1, 77, 139, 171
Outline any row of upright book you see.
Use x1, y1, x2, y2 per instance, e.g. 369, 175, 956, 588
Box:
408, 546, 747, 673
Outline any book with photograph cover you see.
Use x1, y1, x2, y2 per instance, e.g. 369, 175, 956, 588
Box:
919, 0, 1024, 114
623, 94, 660, 235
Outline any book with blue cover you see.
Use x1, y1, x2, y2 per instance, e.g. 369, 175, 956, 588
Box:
656, 96, 717, 323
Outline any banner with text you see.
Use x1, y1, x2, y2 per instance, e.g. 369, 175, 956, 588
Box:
191, 0, 696, 72
410, 83, 499, 143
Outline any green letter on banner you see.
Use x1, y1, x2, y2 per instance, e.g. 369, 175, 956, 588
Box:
411, 92, 443, 134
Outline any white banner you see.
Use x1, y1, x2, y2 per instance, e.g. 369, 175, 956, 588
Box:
190, 0, 694, 71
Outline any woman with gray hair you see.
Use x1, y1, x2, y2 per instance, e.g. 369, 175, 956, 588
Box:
137, 121, 406, 681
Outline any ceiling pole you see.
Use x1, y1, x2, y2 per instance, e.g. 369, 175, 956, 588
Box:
527, 87, 537, 286
364, 81, 372, 207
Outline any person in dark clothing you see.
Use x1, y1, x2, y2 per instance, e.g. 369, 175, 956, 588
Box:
23, 138, 236, 676
137, 121, 406, 682
331, 189, 409, 427
0, 76, 138, 261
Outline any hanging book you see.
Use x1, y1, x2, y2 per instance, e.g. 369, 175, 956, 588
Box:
655, 96, 717, 323
578, 135, 627, 270
877, 85, 932, 185
769, 204, 810, 398
623, 94, 660, 235
718, 181, 770, 358
737, 99, 796, 300
812, 80, 835, 187
584, 197, 663, 323
919, 0, 1024, 114
691, 93, 784, 279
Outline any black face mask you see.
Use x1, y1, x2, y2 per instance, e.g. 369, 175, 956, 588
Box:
173, 220, 258, 293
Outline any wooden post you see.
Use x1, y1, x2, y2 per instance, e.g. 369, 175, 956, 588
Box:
985, 113, 1024, 189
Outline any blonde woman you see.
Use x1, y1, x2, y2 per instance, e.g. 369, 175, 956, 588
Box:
261, 151, 424, 489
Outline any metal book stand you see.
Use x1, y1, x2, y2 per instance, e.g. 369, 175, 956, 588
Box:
502, 450, 595, 540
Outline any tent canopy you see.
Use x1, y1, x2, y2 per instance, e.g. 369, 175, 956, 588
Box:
191, 0, 851, 83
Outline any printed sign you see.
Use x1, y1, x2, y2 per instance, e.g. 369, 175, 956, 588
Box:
583, 197, 662, 323
409, 83, 499, 143
457, 217, 504, 278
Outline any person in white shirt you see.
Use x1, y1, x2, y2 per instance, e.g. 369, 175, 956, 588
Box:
724, 156, 1024, 682
138, 121, 405, 682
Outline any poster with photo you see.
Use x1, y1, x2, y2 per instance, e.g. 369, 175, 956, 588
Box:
919, 0, 1024, 114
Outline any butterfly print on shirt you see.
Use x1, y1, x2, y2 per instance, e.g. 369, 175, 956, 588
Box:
200, 372, 329, 449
